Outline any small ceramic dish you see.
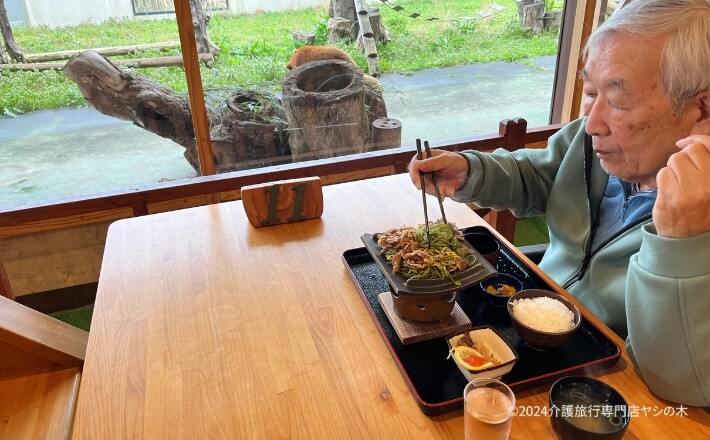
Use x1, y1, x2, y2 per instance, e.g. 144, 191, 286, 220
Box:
446, 326, 518, 381
463, 233, 500, 266
480, 273, 524, 307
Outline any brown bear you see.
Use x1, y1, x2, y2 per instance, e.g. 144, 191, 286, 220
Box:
286, 45, 382, 91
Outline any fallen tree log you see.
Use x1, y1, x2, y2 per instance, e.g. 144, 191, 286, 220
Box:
63, 50, 289, 173
24, 41, 182, 63
1, 53, 214, 71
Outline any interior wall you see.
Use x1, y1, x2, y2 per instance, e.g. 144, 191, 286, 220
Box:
0, 222, 110, 297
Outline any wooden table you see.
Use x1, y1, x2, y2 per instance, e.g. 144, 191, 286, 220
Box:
72, 174, 710, 439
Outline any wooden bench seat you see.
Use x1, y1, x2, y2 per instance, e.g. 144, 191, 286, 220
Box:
0, 296, 88, 439
0, 367, 81, 439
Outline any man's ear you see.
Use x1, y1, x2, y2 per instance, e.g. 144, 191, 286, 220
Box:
697, 91, 710, 120
692, 91, 710, 132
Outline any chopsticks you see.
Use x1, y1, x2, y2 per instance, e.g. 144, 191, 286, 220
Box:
415, 139, 431, 247
416, 139, 449, 247
424, 140, 448, 225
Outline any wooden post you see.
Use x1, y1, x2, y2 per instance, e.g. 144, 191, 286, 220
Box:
500, 118, 527, 153
173, 0, 216, 178
488, 118, 528, 243
353, 0, 380, 76
523, 1, 546, 33
371, 118, 401, 150
292, 32, 316, 45
515, 0, 537, 21
329, 0, 357, 23
327, 17, 352, 44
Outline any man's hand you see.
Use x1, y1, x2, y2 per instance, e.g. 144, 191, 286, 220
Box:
408, 149, 470, 199
653, 136, 710, 237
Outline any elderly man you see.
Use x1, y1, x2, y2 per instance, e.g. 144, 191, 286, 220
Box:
409, 0, 710, 406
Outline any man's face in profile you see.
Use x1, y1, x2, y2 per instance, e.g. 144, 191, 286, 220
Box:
581, 33, 696, 189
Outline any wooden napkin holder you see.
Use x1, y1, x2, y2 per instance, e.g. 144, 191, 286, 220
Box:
241, 177, 323, 227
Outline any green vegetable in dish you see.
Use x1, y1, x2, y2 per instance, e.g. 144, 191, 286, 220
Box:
377, 222, 476, 284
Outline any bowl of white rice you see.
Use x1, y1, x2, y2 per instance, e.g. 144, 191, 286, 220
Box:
507, 289, 581, 350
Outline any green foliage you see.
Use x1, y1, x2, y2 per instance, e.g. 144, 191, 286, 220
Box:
311, 18, 329, 45
455, 20, 478, 35
230, 40, 278, 58
545, 0, 559, 11
2, 0, 559, 115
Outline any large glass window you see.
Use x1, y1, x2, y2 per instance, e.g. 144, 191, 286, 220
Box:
0, 0, 565, 210
1, 1, 191, 209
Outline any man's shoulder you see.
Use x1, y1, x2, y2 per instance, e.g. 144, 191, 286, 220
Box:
552, 117, 587, 142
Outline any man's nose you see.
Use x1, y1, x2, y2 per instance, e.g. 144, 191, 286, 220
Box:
584, 100, 611, 136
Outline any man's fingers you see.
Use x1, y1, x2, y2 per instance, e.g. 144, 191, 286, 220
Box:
668, 143, 710, 174
408, 154, 423, 189
415, 151, 444, 173
676, 136, 710, 150
656, 164, 679, 192
682, 143, 710, 169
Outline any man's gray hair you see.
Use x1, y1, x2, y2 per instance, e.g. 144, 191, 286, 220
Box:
583, 0, 710, 114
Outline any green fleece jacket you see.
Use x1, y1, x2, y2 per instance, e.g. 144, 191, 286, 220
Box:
453, 118, 710, 406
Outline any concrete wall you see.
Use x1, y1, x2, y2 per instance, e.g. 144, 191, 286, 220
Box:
0, 223, 109, 297
228, 0, 329, 14
20, 0, 329, 28
23, 0, 134, 28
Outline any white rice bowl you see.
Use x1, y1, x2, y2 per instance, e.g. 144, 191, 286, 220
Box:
511, 296, 575, 333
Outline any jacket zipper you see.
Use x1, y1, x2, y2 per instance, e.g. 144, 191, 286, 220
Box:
562, 213, 652, 289
561, 133, 652, 290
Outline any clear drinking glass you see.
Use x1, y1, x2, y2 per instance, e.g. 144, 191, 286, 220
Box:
464, 378, 515, 440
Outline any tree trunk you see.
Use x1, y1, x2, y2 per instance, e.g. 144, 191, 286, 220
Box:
367, 9, 390, 43
329, 0, 357, 22
281, 60, 372, 161
0, 0, 24, 63
190, 0, 220, 55
523, 1, 546, 33
329, 0, 358, 40
63, 50, 289, 174
327, 17, 352, 44
515, 0, 537, 21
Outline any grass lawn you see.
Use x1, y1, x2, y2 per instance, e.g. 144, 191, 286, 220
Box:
1, 0, 558, 115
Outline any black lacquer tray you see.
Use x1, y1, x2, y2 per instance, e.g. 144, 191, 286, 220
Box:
342, 226, 622, 416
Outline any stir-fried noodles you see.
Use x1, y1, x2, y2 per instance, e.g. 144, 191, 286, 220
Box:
376, 222, 476, 283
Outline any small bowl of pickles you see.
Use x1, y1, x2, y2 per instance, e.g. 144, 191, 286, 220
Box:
480, 273, 524, 307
